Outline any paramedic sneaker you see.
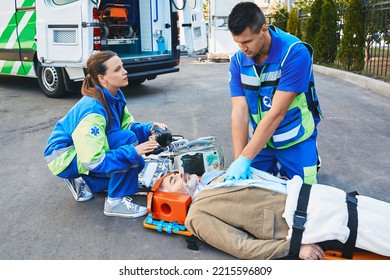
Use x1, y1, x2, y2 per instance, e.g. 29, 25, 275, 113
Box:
64, 177, 93, 202
103, 196, 147, 218
317, 154, 322, 171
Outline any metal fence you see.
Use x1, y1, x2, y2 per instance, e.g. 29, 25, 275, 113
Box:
332, 1, 389, 81
362, 1, 390, 81
278, 1, 390, 82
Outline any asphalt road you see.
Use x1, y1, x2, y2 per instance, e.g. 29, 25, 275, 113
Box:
1, 56, 390, 260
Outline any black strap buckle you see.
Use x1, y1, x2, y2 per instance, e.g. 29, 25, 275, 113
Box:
292, 211, 307, 230
342, 191, 359, 259
346, 193, 358, 206
288, 184, 312, 257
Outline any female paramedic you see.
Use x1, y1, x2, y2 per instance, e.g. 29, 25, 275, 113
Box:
43, 51, 167, 218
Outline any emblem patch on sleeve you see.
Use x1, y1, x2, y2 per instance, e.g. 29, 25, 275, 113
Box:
90, 126, 100, 136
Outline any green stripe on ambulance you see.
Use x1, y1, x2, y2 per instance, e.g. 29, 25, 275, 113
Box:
0, 0, 36, 76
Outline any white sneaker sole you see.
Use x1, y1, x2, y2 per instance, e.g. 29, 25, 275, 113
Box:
103, 209, 148, 218
64, 179, 79, 200
64, 179, 93, 202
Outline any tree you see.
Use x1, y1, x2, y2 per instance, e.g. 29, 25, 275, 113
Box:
314, 0, 338, 64
269, 6, 289, 32
287, 7, 300, 38
306, 0, 324, 46
293, 0, 313, 41
337, 0, 365, 71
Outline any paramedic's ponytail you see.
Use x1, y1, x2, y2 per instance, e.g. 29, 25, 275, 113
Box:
81, 51, 117, 123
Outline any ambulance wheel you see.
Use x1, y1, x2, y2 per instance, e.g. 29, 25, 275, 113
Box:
37, 65, 67, 98
123, 25, 134, 38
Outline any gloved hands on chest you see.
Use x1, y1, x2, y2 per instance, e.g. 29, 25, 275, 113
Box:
222, 155, 252, 182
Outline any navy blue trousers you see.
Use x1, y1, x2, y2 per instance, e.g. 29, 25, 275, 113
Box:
58, 129, 144, 198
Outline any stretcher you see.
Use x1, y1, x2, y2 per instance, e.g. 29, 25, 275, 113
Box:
143, 214, 192, 236
99, 3, 134, 38
144, 187, 390, 259
324, 249, 390, 260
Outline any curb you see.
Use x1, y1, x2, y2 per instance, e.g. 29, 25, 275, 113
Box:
314, 64, 390, 99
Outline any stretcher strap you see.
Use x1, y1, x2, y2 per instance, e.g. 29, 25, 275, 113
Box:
288, 183, 312, 257
341, 191, 359, 259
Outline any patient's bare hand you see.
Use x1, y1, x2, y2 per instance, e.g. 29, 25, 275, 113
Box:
299, 244, 325, 260
135, 141, 159, 156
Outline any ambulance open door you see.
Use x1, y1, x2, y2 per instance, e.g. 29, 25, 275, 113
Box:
35, 0, 87, 66
178, 0, 207, 56
208, 0, 254, 58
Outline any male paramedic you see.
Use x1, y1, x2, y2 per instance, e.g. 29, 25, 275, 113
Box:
156, 169, 390, 260
224, 2, 322, 184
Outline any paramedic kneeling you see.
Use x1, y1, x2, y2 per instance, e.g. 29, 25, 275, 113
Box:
157, 169, 390, 260
44, 51, 167, 218
224, 2, 322, 184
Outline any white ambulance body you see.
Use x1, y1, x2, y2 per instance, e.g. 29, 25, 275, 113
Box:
0, 0, 205, 97
177, 0, 207, 56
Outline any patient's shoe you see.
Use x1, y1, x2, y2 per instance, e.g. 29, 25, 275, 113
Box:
64, 177, 93, 202
103, 196, 147, 218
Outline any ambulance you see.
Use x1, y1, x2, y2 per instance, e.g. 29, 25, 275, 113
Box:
0, 0, 205, 98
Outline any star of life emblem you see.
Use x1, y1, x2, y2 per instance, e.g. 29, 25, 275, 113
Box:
90, 126, 100, 136
263, 96, 272, 108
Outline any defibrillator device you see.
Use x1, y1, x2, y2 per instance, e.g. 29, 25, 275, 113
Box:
171, 136, 225, 176
138, 135, 225, 190
138, 135, 225, 240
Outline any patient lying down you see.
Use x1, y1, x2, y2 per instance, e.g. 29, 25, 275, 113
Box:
155, 168, 390, 260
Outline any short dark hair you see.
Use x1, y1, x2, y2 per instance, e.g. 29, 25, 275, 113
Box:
228, 2, 266, 35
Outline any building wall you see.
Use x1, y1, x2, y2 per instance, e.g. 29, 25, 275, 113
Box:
256, 0, 288, 15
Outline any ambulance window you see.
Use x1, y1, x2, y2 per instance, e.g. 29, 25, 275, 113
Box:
52, 0, 78, 5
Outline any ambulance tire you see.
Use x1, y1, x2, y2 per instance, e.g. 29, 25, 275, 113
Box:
37, 65, 67, 98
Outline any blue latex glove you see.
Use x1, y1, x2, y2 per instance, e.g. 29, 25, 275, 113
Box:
222, 155, 252, 182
